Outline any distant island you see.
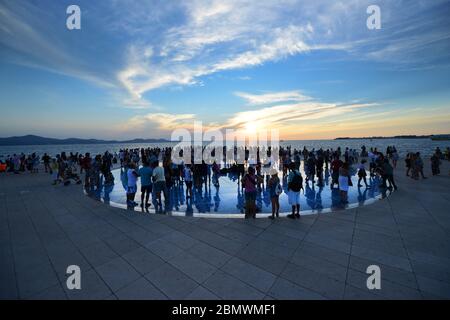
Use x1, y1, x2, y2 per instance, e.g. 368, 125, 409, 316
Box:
335, 135, 450, 141
0, 135, 171, 146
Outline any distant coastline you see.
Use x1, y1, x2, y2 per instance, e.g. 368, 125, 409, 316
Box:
0, 135, 170, 146
335, 135, 450, 141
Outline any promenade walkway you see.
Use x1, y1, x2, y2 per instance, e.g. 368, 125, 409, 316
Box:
1, 162, 449, 299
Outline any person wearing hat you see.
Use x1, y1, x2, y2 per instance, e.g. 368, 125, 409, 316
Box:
268, 168, 281, 219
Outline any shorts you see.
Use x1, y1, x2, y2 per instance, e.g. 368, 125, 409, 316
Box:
185, 181, 193, 189
141, 184, 152, 194
154, 181, 166, 194
288, 191, 300, 205
127, 185, 137, 194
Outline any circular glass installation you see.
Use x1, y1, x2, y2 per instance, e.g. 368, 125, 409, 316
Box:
86, 164, 392, 218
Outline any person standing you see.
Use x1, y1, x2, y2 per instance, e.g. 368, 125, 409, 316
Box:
338, 162, 350, 204
43, 153, 51, 173
431, 152, 441, 176
383, 158, 398, 190
152, 160, 167, 213
184, 164, 193, 199
126, 163, 139, 207
242, 166, 258, 219
138, 161, 153, 208
357, 159, 369, 188
330, 156, 343, 188
415, 152, 427, 179
268, 168, 281, 220
287, 163, 302, 219
405, 153, 412, 176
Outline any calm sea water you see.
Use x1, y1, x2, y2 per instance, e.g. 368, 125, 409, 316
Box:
0, 138, 448, 159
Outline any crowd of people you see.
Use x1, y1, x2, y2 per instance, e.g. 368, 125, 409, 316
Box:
1, 145, 448, 219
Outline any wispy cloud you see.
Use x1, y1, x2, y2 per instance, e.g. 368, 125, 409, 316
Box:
120, 112, 196, 132
117, 22, 321, 105
1, 0, 449, 111
119, 91, 379, 138
235, 90, 311, 106
0, 1, 115, 88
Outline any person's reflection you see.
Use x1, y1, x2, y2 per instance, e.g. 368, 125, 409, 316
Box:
103, 183, 114, 205
330, 187, 342, 209
262, 185, 271, 209
357, 186, 368, 204
193, 186, 204, 213
256, 188, 263, 213
185, 200, 194, 217
305, 183, 316, 210
213, 185, 221, 212
236, 185, 244, 213
205, 187, 212, 213
315, 185, 323, 211
324, 167, 330, 187
179, 183, 186, 206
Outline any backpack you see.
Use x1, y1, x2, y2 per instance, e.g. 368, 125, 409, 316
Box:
289, 172, 303, 192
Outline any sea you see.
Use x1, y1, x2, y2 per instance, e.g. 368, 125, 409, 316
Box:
0, 138, 448, 159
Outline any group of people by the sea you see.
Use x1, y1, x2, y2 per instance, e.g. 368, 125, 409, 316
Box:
1, 145, 448, 219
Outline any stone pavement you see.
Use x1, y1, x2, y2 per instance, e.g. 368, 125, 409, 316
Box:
1, 161, 449, 300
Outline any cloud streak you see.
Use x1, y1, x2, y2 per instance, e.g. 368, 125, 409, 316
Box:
235, 90, 311, 105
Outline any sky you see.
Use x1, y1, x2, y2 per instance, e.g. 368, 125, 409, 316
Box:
0, 0, 449, 140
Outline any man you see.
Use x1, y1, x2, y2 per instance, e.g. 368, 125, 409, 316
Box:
330, 156, 343, 188
42, 153, 51, 173
81, 153, 92, 187
126, 163, 139, 207
416, 152, 427, 179
382, 159, 398, 190
184, 164, 193, 199
152, 160, 167, 213
287, 163, 302, 219
138, 161, 153, 208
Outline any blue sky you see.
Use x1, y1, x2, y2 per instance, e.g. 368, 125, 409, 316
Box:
0, 0, 449, 139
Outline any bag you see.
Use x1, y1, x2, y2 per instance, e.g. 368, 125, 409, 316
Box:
289, 172, 302, 192
275, 183, 283, 196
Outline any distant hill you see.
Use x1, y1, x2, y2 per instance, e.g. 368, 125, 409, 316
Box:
0, 135, 171, 146
335, 135, 442, 140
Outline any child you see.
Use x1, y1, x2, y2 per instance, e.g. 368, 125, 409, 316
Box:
50, 159, 59, 185
268, 168, 281, 220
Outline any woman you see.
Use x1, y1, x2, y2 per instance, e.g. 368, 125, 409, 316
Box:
357, 159, 369, 188
242, 166, 258, 218
405, 153, 412, 176
338, 162, 350, 204
268, 168, 281, 219
392, 147, 399, 168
